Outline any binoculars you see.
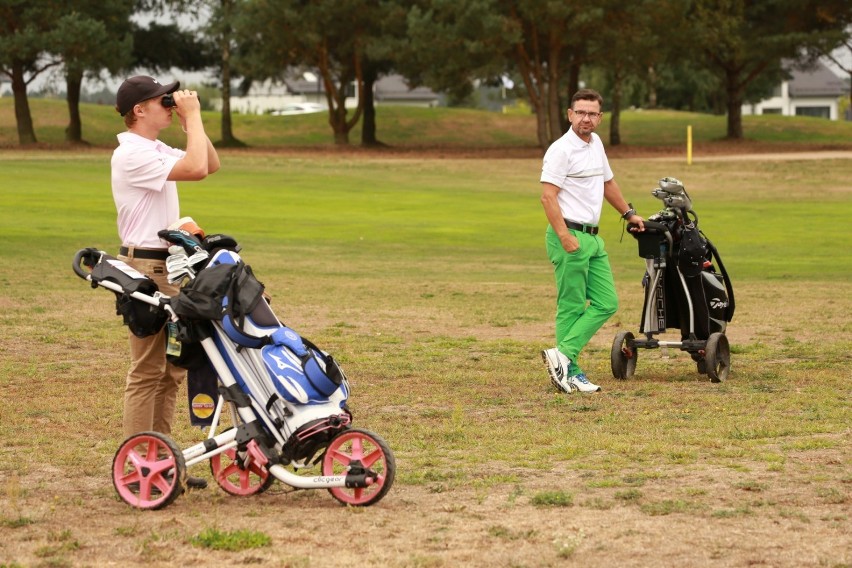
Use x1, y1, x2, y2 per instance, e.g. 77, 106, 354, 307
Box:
161, 93, 201, 109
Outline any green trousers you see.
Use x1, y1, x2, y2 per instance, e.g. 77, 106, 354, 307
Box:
545, 225, 619, 363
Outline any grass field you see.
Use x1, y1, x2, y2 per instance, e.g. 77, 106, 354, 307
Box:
0, 143, 850, 566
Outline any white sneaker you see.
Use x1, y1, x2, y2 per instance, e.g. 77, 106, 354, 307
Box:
567, 371, 601, 393
541, 348, 574, 393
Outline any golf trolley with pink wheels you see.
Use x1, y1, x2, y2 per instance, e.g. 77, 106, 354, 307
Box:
611, 177, 735, 382
73, 229, 394, 510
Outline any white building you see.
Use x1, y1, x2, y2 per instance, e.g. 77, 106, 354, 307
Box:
219, 78, 306, 115
742, 61, 847, 120
216, 73, 439, 115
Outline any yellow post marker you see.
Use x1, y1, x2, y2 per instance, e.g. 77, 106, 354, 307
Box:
687, 125, 693, 165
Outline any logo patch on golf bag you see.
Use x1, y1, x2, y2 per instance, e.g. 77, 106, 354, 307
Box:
191, 393, 215, 419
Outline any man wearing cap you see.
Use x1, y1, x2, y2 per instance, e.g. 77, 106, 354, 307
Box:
111, 75, 220, 488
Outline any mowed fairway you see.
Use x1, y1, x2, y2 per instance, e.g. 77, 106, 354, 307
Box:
0, 149, 850, 567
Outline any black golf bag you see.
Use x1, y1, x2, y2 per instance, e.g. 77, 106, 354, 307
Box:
635, 213, 735, 341
612, 177, 735, 382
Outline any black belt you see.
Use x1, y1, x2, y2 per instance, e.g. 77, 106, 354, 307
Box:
119, 246, 170, 260
564, 219, 599, 235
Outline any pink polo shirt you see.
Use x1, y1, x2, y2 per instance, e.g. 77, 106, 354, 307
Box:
111, 132, 185, 248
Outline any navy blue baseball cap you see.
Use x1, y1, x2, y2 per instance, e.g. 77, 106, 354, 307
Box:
116, 75, 180, 116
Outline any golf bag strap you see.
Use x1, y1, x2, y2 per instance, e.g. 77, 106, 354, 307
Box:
221, 262, 268, 345
301, 336, 322, 354
299, 336, 344, 392
265, 392, 283, 413
219, 384, 252, 408
300, 336, 338, 374
705, 238, 735, 321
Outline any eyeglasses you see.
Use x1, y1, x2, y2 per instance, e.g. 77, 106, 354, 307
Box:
572, 110, 602, 119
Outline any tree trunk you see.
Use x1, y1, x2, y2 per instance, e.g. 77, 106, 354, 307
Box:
219, 49, 245, 147
333, 119, 350, 145
329, 91, 351, 145
344, 53, 365, 138
218, 6, 244, 148
647, 65, 658, 109
519, 60, 548, 149
609, 68, 623, 146
546, 32, 562, 143
567, 62, 580, 99
220, 44, 235, 144
361, 66, 380, 147
610, 107, 621, 146
512, 24, 549, 151
565, 61, 580, 134
546, 80, 561, 144
12, 63, 37, 145
725, 68, 743, 139
318, 39, 360, 146
65, 70, 84, 144
535, 107, 548, 150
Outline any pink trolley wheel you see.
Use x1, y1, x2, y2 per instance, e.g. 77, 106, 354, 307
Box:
210, 439, 274, 496
322, 428, 395, 506
112, 431, 185, 510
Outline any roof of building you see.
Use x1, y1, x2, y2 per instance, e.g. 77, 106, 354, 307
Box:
283, 77, 325, 95
283, 72, 438, 101
788, 61, 847, 97
374, 75, 438, 102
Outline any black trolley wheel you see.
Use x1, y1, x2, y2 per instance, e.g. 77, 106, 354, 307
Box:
704, 332, 730, 383
611, 331, 638, 380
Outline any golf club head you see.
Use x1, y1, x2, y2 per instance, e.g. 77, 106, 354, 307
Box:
658, 177, 685, 194
187, 250, 210, 270
652, 177, 692, 211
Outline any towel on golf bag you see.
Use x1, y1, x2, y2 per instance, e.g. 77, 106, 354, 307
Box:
186, 361, 218, 428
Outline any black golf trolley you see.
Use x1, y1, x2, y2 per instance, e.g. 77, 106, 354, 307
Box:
611, 177, 735, 382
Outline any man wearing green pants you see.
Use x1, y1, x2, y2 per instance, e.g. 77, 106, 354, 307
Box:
540, 89, 644, 393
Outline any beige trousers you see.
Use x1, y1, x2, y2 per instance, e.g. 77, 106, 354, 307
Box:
118, 254, 187, 438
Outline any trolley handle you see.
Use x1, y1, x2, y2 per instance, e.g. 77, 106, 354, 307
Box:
72, 247, 175, 313
631, 220, 674, 259
72, 247, 104, 281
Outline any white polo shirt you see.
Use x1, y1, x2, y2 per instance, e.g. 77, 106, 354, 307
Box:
540, 128, 613, 225
111, 132, 185, 248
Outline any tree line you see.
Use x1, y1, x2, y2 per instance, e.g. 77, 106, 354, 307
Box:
2, 0, 850, 149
